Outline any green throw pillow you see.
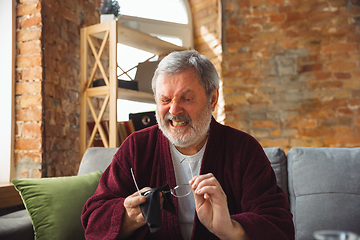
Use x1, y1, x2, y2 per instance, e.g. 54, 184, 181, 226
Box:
12, 171, 102, 240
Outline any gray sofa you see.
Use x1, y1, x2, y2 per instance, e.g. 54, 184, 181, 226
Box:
1, 147, 359, 240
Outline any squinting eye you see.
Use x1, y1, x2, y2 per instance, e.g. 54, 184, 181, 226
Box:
185, 98, 191, 102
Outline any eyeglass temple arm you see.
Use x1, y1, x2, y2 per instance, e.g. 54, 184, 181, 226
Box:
130, 168, 142, 196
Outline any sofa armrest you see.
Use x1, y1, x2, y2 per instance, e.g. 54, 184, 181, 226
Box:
264, 147, 289, 197
287, 147, 360, 240
78, 147, 118, 176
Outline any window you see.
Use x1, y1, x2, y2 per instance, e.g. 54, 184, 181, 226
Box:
115, 0, 193, 121
0, 0, 15, 183
118, 0, 189, 24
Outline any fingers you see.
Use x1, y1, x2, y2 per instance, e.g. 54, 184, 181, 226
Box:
190, 173, 221, 193
189, 173, 226, 204
159, 192, 164, 209
123, 187, 151, 223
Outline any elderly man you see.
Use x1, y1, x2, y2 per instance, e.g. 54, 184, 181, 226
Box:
81, 50, 294, 240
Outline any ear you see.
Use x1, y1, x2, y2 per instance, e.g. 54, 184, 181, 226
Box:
210, 88, 219, 111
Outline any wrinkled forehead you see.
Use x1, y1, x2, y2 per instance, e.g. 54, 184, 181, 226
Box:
156, 69, 200, 85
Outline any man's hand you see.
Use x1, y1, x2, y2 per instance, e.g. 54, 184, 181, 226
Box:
119, 187, 150, 239
189, 174, 249, 240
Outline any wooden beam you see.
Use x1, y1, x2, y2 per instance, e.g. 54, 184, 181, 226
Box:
0, 183, 23, 209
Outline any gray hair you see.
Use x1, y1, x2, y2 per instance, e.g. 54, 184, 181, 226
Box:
151, 50, 219, 99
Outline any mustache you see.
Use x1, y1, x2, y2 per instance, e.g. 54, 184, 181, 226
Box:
163, 113, 192, 123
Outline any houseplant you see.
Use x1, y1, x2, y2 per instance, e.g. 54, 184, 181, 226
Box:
99, 0, 120, 23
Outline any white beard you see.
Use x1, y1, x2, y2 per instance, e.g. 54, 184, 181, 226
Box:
156, 104, 212, 148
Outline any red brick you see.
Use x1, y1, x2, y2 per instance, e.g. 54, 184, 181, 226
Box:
253, 120, 280, 128
270, 14, 286, 23
253, 31, 283, 42
223, 69, 251, 78
244, 16, 268, 25
348, 99, 360, 108
17, 54, 42, 68
16, 109, 42, 121
16, 81, 42, 94
336, 126, 353, 136
260, 138, 289, 148
334, 72, 351, 79
23, 122, 42, 137
337, 107, 354, 116
237, 0, 250, 8
327, 61, 357, 72
58, 5, 79, 25
22, 67, 43, 80
307, 80, 342, 89
299, 127, 336, 138
17, 2, 41, 16
270, 129, 282, 136
286, 12, 307, 22
322, 43, 357, 53
325, 137, 360, 147
286, 119, 317, 129
44, 0, 59, 11
322, 99, 347, 108
308, 11, 340, 21
278, 5, 293, 13
17, 27, 42, 42
299, 64, 322, 73
19, 94, 42, 108
227, 43, 244, 53
347, 34, 360, 43
314, 72, 332, 81
15, 138, 42, 151
250, 0, 266, 7
356, 118, 360, 126
21, 13, 42, 28
19, 40, 42, 55
268, 0, 284, 4
280, 39, 297, 48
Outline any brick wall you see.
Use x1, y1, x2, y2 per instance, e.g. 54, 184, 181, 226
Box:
14, 0, 360, 178
189, 0, 225, 121
15, 0, 100, 178
15, 0, 43, 178
42, 0, 100, 177
220, 0, 360, 152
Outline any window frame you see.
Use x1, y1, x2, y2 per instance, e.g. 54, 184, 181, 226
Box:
117, 0, 194, 49
0, 0, 15, 184
0, 0, 22, 209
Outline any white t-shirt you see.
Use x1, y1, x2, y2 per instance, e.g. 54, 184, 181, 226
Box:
169, 142, 206, 240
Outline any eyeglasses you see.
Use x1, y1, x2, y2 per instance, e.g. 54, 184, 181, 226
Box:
130, 158, 193, 198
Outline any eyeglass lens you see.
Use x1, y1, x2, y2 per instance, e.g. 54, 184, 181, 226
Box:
131, 158, 194, 198
171, 184, 192, 198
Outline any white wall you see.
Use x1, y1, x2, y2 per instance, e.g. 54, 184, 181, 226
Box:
0, 0, 15, 182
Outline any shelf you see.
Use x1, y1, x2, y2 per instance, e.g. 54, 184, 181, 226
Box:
91, 21, 186, 55
80, 20, 179, 156
118, 88, 155, 104
86, 86, 155, 104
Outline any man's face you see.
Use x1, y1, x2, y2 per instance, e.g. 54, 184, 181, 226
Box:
155, 69, 218, 149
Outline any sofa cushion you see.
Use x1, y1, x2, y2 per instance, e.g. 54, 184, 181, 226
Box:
12, 171, 102, 240
0, 207, 33, 240
264, 147, 288, 196
77, 147, 118, 176
287, 147, 360, 240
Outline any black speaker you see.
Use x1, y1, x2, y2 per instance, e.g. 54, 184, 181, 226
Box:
129, 111, 157, 131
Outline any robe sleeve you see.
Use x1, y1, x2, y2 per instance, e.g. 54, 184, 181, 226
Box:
230, 139, 294, 240
81, 136, 147, 240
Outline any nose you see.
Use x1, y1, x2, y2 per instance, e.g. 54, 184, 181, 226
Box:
169, 100, 183, 116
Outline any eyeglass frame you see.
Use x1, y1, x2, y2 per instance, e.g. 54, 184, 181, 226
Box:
130, 158, 194, 198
